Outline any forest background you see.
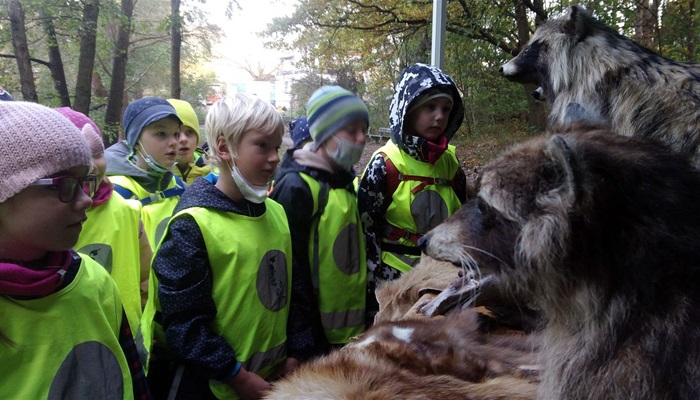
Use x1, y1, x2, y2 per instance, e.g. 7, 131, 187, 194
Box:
0, 0, 696, 165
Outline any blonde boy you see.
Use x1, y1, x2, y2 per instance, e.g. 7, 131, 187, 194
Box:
152, 94, 297, 399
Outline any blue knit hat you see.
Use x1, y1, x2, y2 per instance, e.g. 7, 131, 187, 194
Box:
122, 97, 182, 150
306, 86, 369, 150
289, 116, 311, 148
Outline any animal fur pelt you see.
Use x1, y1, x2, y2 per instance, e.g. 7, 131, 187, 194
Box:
500, 5, 700, 167
374, 255, 460, 323
420, 126, 700, 399
375, 255, 540, 331
265, 310, 539, 400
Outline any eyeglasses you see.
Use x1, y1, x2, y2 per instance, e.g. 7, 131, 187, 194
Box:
30, 174, 98, 203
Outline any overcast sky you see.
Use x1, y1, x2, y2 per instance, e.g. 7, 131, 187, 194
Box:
203, 0, 297, 82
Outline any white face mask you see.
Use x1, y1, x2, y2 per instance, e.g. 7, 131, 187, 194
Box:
229, 157, 269, 204
328, 136, 365, 170
137, 141, 171, 174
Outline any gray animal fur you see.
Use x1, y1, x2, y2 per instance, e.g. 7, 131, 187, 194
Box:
500, 5, 700, 166
421, 127, 700, 399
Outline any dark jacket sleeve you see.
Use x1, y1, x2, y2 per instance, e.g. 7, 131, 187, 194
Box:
452, 163, 469, 204
357, 153, 392, 320
269, 172, 330, 361
152, 216, 240, 380
118, 310, 151, 400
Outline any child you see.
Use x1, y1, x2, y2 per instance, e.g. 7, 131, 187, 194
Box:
104, 96, 184, 393
57, 107, 153, 332
152, 94, 296, 399
104, 96, 185, 247
0, 101, 148, 399
289, 115, 312, 149
269, 86, 368, 359
168, 99, 211, 184
358, 63, 468, 324
0, 84, 13, 101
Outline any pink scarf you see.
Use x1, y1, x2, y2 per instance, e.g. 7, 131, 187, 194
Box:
423, 135, 448, 164
0, 251, 72, 297
91, 179, 113, 207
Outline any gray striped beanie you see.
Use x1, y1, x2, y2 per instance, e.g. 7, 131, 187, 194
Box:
306, 86, 369, 150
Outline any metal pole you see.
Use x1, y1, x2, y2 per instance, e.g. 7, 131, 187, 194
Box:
431, 0, 446, 69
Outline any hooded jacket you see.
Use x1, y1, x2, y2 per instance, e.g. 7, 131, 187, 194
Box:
269, 146, 359, 359
105, 141, 176, 194
357, 63, 468, 318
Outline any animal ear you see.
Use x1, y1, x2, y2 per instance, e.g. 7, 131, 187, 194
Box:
563, 5, 590, 39
544, 134, 577, 204
517, 135, 577, 269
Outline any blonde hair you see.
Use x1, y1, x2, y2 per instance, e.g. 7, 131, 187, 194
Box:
205, 94, 285, 166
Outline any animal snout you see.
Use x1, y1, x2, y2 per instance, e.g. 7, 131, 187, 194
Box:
498, 65, 505, 75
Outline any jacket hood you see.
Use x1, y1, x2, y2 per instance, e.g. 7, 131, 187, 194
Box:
389, 63, 465, 149
104, 140, 175, 193
273, 148, 356, 189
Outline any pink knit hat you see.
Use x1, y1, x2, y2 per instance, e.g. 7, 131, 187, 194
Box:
55, 107, 104, 156
0, 102, 91, 203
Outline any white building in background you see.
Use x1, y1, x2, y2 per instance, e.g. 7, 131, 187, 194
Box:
273, 55, 309, 114
226, 80, 275, 104
219, 53, 306, 118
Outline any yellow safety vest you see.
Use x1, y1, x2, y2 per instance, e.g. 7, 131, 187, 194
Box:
376, 141, 462, 273
76, 192, 143, 331
110, 175, 182, 372
173, 161, 211, 185
0, 255, 133, 399
109, 175, 182, 249
173, 201, 292, 399
300, 173, 366, 344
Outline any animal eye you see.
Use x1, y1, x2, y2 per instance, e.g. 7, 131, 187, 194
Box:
475, 198, 496, 229
475, 197, 487, 213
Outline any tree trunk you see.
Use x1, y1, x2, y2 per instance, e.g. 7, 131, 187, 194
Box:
74, 0, 100, 115
104, 0, 134, 146
634, 0, 656, 49
686, 0, 696, 61
39, 8, 71, 107
170, 0, 181, 99
515, 0, 546, 131
6, 0, 37, 102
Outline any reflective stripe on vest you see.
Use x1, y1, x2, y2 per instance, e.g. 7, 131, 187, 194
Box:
375, 141, 462, 273
75, 193, 143, 332
0, 255, 132, 399
300, 173, 366, 344
174, 202, 292, 399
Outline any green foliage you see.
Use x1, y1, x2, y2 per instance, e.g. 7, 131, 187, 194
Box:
0, 0, 220, 111
2, 0, 700, 150
262, 0, 700, 145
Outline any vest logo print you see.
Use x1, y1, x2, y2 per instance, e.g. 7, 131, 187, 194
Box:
49, 341, 123, 399
78, 244, 113, 273
257, 249, 288, 311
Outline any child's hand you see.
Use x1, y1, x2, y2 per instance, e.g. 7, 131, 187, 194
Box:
268, 357, 300, 382
227, 367, 270, 400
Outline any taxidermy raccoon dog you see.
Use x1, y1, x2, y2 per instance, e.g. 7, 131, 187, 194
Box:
420, 126, 700, 399
501, 5, 700, 167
